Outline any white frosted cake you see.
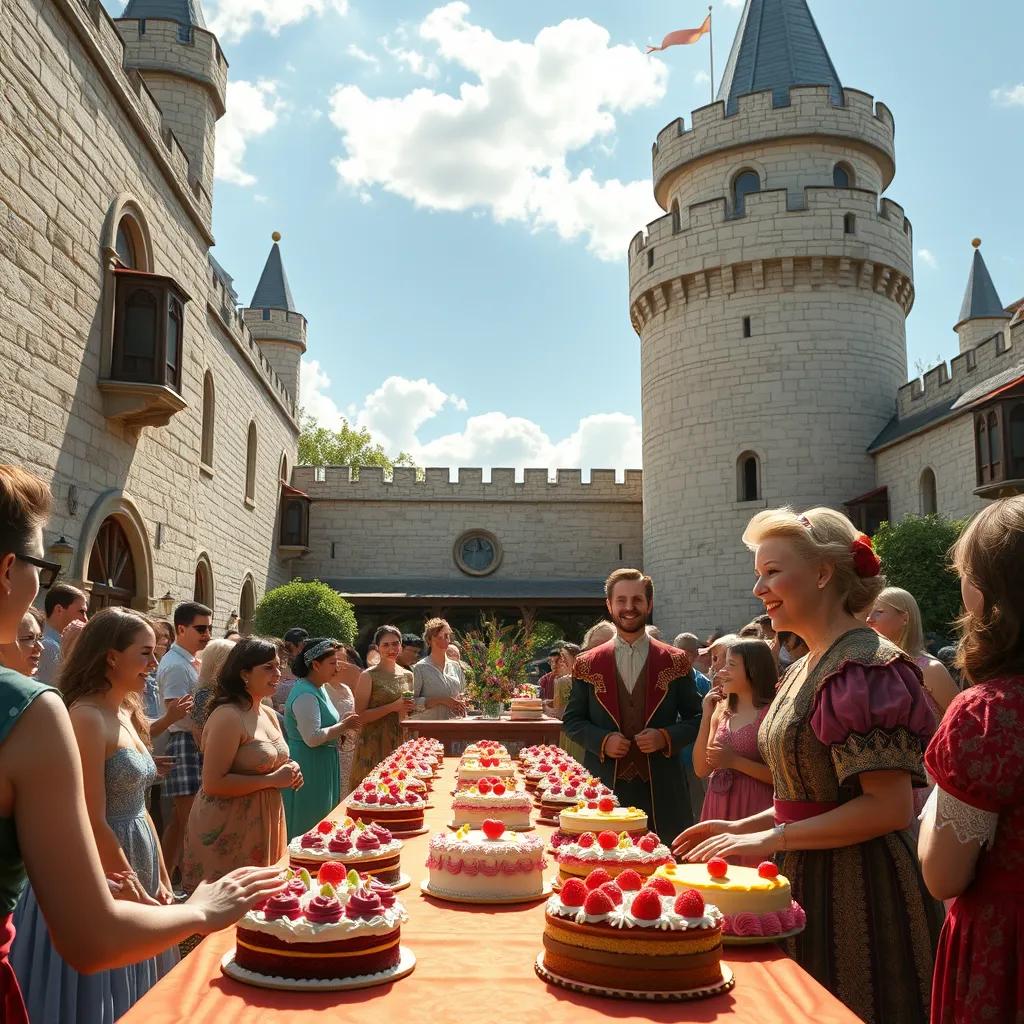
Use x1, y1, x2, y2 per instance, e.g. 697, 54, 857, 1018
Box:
425, 822, 547, 900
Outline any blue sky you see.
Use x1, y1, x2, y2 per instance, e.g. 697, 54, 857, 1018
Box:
109, 1, 1024, 470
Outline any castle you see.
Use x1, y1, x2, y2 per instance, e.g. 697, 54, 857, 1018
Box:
3, 0, 1021, 645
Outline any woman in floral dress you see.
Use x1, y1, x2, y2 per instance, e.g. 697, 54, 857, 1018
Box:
919, 496, 1024, 1024
675, 506, 943, 1024
182, 638, 298, 890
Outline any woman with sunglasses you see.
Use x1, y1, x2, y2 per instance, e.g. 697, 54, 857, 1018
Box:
0, 465, 283, 1024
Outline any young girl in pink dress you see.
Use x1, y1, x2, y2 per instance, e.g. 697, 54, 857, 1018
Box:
692, 638, 777, 866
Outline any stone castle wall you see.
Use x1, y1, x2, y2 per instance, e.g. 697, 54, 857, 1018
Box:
1, 0, 297, 624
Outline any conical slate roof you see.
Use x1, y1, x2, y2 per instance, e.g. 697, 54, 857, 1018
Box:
716, 0, 842, 115
120, 0, 206, 27
250, 239, 298, 312
958, 245, 1007, 325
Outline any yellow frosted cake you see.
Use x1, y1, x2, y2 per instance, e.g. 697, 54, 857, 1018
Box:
652, 861, 806, 939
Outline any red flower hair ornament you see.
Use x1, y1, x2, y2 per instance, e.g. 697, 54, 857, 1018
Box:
850, 534, 882, 578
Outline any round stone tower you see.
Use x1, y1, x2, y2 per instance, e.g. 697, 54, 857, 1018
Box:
629, 0, 913, 634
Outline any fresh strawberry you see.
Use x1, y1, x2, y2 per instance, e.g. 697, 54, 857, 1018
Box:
481, 819, 505, 840
584, 868, 612, 890
477, 779, 492, 794
637, 835, 659, 853
316, 820, 334, 834
317, 862, 347, 887
648, 875, 676, 898
597, 830, 618, 851
674, 890, 706, 918
492, 782, 506, 796
576, 832, 596, 849
599, 881, 624, 905
707, 857, 729, 879
560, 878, 587, 907
757, 861, 780, 879
615, 869, 643, 891
597, 797, 615, 813
582, 888, 615, 916
630, 888, 663, 921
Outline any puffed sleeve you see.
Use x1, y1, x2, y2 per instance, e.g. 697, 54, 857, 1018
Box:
925, 685, 1024, 812
810, 660, 936, 786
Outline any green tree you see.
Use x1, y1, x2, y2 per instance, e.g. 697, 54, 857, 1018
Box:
873, 514, 967, 641
298, 412, 415, 475
253, 579, 357, 644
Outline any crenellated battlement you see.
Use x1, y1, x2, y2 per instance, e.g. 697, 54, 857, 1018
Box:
58, 0, 216, 237
292, 466, 644, 502
651, 85, 895, 210
896, 321, 1022, 420
627, 184, 914, 331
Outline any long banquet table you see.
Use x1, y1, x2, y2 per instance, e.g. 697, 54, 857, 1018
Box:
120, 758, 862, 1024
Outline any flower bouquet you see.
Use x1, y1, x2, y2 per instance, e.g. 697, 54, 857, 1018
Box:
460, 615, 536, 719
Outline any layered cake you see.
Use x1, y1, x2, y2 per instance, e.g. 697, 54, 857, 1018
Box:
509, 697, 544, 721
450, 779, 533, 830
539, 784, 617, 822
288, 819, 404, 885
553, 830, 673, 885
425, 821, 547, 901
456, 757, 517, 785
652, 860, 806, 939
347, 781, 427, 836
541, 870, 725, 994
235, 867, 407, 982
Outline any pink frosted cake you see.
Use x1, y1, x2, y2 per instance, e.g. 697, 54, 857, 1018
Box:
425, 821, 547, 900
450, 778, 533, 830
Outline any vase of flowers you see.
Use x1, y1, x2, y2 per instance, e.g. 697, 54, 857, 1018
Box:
460, 615, 535, 719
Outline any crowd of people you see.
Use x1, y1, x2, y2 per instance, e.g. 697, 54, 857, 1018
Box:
0, 462, 1019, 1024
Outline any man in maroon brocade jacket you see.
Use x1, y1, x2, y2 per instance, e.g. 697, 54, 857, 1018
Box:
562, 569, 702, 845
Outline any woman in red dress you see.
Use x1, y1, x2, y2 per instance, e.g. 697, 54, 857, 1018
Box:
920, 495, 1024, 1024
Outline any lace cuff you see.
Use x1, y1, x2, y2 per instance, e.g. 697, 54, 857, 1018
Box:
922, 785, 999, 848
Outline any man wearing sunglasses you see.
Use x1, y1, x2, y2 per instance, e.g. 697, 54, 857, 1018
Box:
157, 600, 212, 885
36, 582, 88, 685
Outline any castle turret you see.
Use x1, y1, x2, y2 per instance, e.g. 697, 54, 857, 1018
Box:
630, 0, 913, 632
242, 234, 307, 404
954, 240, 1009, 354
116, 0, 227, 226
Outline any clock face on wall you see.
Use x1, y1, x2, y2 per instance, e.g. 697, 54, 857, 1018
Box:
454, 530, 502, 576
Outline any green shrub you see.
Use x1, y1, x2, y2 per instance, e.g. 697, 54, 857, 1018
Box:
873, 514, 967, 641
253, 579, 357, 643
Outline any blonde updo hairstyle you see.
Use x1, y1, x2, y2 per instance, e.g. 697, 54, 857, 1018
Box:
742, 506, 885, 616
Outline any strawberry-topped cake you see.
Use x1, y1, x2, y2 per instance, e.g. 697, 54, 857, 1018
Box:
425, 821, 548, 901
347, 779, 427, 836
538, 780, 616, 821
234, 865, 408, 982
288, 818, 404, 885
540, 869, 726, 996
652, 860, 806, 941
450, 777, 533, 830
553, 829, 674, 885
456, 756, 517, 785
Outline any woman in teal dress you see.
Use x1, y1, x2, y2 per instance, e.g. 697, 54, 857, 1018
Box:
282, 639, 356, 838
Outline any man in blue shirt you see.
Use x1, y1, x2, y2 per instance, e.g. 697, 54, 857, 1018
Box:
36, 583, 88, 684
673, 632, 711, 823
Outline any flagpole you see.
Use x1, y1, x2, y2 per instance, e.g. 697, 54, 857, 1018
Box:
708, 5, 714, 103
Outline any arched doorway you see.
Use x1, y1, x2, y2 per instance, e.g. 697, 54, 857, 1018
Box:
239, 575, 257, 635
87, 517, 137, 611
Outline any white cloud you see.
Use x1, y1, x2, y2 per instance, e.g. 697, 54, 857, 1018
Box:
215, 80, 283, 187
300, 363, 641, 471
208, 0, 348, 41
347, 44, 381, 68
917, 248, 938, 269
991, 84, 1024, 107
328, 2, 667, 260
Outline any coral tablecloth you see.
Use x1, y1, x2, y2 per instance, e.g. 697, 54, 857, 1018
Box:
119, 759, 861, 1024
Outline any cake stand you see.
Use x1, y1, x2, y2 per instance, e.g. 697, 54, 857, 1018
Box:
534, 954, 734, 1002
419, 880, 553, 905
220, 945, 416, 992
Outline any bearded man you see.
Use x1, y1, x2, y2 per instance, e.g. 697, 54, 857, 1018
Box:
562, 568, 702, 845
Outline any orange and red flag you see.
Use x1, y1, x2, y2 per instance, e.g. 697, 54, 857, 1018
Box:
646, 14, 711, 53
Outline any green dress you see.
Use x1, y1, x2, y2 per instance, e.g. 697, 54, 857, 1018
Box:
282, 679, 341, 839
349, 665, 412, 790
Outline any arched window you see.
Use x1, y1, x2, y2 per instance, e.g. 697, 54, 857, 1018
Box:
671, 199, 681, 234
200, 372, 215, 469
115, 217, 137, 269
920, 467, 937, 515
737, 451, 761, 502
244, 422, 257, 504
1011, 403, 1024, 478
833, 162, 854, 188
732, 170, 760, 216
